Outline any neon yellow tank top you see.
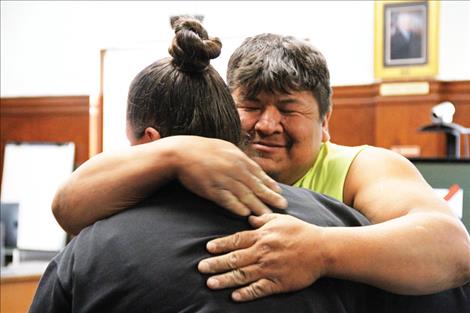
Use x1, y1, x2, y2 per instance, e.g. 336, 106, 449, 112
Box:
293, 141, 367, 202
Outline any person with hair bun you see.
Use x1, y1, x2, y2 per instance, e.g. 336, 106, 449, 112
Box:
126, 18, 239, 145
29, 18, 381, 313
52, 27, 470, 306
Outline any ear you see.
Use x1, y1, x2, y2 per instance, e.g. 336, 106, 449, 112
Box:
321, 110, 332, 142
137, 127, 161, 144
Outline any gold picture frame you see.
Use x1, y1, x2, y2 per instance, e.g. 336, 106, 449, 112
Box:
374, 0, 439, 80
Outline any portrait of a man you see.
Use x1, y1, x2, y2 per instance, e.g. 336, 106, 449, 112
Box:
384, 2, 427, 66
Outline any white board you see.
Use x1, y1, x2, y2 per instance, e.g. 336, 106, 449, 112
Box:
1, 142, 75, 251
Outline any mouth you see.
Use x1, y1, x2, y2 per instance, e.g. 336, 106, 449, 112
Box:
251, 141, 286, 153
253, 141, 285, 148
242, 132, 288, 155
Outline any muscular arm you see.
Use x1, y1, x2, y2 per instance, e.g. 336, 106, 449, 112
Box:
53, 136, 287, 235
53, 138, 176, 235
331, 147, 470, 293
198, 147, 470, 300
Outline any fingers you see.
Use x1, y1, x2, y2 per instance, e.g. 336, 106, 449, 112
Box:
205, 230, 257, 254
248, 213, 279, 228
250, 164, 282, 193
198, 248, 256, 274
232, 279, 277, 302
249, 176, 288, 211
210, 174, 282, 217
207, 269, 278, 302
221, 166, 287, 214
213, 189, 251, 216
224, 180, 273, 216
205, 264, 260, 289
248, 166, 288, 210
177, 138, 286, 214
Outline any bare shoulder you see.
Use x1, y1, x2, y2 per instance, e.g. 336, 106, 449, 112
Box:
344, 146, 426, 203
344, 146, 450, 222
352, 146, 424, 179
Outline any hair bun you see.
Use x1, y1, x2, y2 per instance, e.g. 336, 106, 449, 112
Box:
168, 17, 222, 72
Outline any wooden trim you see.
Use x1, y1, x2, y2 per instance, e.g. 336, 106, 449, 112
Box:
332, 97, 376, 107
440, 80, 470, 94
440, 81, 470, 103
89, 49, 105, 157
333, 80, 470, 106
374, 94, 442, 105
1, 274, 42, 284
333, 84, 379, 98
332, 84, 378, 107
0, 96, 89, 114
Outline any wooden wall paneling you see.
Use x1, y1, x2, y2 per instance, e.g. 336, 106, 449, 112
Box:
330, 84, 377, 146
374, 99, 446, 157
329, 102, 376, 146
0, 96, 90, 190
374, 80, 469, 158
331, 80, 469, 158
374, 81, 444, 157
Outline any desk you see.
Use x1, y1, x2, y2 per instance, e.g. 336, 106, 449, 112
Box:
1, 263, 47, 313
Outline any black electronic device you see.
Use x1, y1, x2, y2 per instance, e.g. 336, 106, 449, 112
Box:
0, 202, 19, 248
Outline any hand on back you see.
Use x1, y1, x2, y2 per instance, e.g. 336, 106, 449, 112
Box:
171, 136, 287, 216
198, 213, 326, 301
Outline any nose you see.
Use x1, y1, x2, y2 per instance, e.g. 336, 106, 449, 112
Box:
255, 106, 283, 135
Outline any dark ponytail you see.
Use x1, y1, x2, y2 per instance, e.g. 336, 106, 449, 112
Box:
169, 18, 222, 73
127, 17, 241, 145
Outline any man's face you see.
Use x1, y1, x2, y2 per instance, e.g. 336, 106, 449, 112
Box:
234, 88, 330, 185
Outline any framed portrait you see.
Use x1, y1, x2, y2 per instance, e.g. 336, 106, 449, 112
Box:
374, 1, 439, 80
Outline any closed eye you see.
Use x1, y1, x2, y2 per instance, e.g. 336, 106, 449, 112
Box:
237, 105, 261, 112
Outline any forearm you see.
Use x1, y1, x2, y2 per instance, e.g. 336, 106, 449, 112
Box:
52, 138, 178, 235
321, 212, 470, 294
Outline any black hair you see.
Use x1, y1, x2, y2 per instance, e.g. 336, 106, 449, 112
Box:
227, 33, 332, 119
127, 17, 241, 145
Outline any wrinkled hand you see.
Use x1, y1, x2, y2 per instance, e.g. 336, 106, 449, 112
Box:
173, 137, 287, 216
198, 213, 327, 302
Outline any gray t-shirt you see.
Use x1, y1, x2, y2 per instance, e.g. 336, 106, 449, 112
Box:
29, 182, 469, 312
